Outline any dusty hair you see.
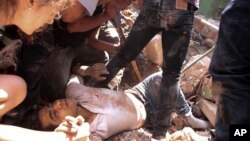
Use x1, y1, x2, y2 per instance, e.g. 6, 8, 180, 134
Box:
38, 0, 76, 14
0, 0, 76, 22
13, 105, 58, 131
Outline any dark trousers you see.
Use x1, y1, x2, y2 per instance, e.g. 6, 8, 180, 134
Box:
96, 7, 194, 137
209, 0, 250, 140
127, 71, 191, 130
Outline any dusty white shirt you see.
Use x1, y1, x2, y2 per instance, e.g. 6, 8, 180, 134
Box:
66, 83, 146, 140
78, 0, 99, 16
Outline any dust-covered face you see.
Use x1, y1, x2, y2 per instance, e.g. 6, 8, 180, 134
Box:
38, 99, 78, 130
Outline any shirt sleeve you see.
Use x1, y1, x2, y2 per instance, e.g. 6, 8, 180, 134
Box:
78, 0, 99, 16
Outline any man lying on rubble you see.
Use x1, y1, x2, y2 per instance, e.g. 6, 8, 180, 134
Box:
29, 71, 211, 141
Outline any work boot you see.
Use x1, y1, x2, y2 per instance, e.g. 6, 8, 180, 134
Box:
184, 114, 212, 129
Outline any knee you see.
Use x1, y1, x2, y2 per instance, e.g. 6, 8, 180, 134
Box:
0, 75, 27, 106
12, 76, 27, 104
0, 75, 27, 116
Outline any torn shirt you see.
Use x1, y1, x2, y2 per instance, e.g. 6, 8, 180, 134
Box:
66, 83, 146, 140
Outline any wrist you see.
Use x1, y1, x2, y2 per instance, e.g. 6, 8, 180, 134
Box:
80, 66, 90, 76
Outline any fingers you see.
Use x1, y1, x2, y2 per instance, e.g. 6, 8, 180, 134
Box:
75, 115, 85, 125
55, 116, 86, 134
77, 122, 90, 137
55, 121, 77, 134
55, 116, 90, 141
65, 115, 85, 123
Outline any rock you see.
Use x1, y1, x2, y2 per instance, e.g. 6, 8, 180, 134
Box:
180, 55, 211, 96
142, 34, 163, 66
106, 128, 152, 141
169, 127, 209, 141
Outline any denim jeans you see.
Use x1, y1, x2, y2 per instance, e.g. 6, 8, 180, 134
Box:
126, 71, 191, 130
209, 0, 250, 140
96, 0, 194, 137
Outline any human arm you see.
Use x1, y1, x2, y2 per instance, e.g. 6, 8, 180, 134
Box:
98, 0, 113, 5
71, 63, 109, 81
67, 2, 119, 33
87, 28, 119, 54
0, 116, 90, 141
62, 0, 115, 23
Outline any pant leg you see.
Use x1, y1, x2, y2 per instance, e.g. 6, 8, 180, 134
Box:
153, 10, 194, 137
175, 89, 191, 116
94, 12, 161, 88
128, 71, 162, 129
213, 82, 250, 141
209, 1, 250, 140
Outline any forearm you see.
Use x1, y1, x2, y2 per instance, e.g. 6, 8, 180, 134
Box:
0, 125, 70, 141
98, 0, 113, 5
67, 14, 110, 33
88, 38, 118, 53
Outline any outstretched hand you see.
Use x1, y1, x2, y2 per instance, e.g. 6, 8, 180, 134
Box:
55, 116, 90, 141
85, 63, 109, 81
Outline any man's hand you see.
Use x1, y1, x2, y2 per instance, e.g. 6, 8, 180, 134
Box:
85, 63, 109, 81
104, 2, 119, 19
55, 116, 90, 141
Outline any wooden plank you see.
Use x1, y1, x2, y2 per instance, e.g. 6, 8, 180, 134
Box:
199, 98, 217, 127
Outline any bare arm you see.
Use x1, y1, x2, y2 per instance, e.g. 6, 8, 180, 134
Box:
67, 2, 119, 33
0, 125, 72, 141
71, 63, 109, 81
87, 28, 119, 53
98, 0, 113, 5
0, 116, 90, 141
67, 14, 110, 33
